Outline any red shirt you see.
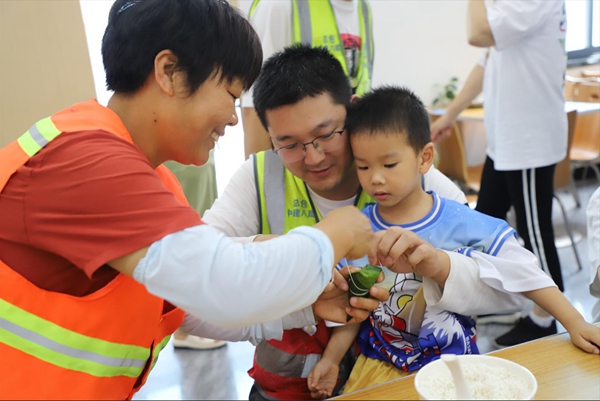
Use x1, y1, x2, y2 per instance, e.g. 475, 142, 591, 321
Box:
0, 130, 202, 296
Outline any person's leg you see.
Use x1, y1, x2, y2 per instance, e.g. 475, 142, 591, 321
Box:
474, 157, 522, 325
475, 156, 512, 219
506, 164, 563, 290
494, 164, 561, 347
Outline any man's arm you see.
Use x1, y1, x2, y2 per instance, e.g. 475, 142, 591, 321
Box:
202, 157, 260, 239
467, 0, 495, 47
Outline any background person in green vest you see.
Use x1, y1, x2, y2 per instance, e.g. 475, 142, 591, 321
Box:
241, 0, 374, 159
164, 153, 228, 350
202, 44, 527, 400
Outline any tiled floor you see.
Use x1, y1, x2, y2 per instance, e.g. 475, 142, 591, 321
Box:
133, 176, 599, 401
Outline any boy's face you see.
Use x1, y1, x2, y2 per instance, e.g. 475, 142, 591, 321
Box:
351, 131, 433, 209
265, 93, 356, 198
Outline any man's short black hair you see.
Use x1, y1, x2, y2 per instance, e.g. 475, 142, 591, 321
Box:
346, 86, 432, 152
102, 0, 262, 95
252, 44, 352, 130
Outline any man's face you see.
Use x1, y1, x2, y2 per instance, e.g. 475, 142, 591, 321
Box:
266, 93, 355, 198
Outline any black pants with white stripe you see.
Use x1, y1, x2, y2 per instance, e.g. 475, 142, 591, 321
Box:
475, 156, 564, 292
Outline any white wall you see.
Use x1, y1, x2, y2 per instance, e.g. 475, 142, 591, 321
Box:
80, 0, 484, 192
370, 1, 482, 104
84, 0, 481, 107
237, 0, 482, 105
80, 0, 114, 106
0, 0, 96, 147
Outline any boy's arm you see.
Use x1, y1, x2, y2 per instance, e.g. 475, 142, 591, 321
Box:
525, 287, 600, 354
308, 324, 361, 399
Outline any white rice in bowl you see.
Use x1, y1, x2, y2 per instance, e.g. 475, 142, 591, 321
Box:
415, 356, 536, 400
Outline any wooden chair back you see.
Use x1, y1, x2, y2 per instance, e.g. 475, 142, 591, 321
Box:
430, 115, 481, 205
554, 110, 578, 191
434, 121, 470, 185
565, 76, 600, 102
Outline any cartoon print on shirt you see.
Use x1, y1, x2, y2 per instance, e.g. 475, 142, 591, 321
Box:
361, 267, 476, 371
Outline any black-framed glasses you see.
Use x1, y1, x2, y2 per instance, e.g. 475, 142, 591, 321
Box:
272, 130, 345, 162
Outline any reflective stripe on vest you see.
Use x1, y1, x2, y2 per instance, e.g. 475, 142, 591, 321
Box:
248, 0, 374, 96
0, 100, 186, 399
254, 151, 375, 235
17, 117, 62, 157
0, 299, 148, 378
255, 340, 321, 378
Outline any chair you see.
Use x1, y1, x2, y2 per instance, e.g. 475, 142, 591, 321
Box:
570, 112, 600, 183
580, 70, 600, 79
565, 75, 600, 102
565, 76, 600, 183
553, 110, 583, 271
431, 116, 482, 207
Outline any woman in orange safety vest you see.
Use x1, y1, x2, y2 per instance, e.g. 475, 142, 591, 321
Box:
0, 0, 385, 399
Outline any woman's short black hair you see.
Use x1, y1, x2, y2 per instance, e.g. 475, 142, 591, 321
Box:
102, 0, 262, 95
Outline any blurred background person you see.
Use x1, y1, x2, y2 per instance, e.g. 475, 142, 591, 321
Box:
165, 154, 226, 350
241, 0, 374, 158
430, 0, 569, 347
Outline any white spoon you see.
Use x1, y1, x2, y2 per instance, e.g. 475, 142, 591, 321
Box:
441, 354, 473, 400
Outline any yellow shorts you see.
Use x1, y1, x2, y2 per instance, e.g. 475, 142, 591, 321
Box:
343, 354, 411, 394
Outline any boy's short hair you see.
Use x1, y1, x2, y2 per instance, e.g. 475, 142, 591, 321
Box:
102, 0, 262, 95
253, 44, 352, 130
346, 85, 431, 152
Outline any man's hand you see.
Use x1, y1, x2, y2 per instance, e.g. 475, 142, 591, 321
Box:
369, 227, 450, 287
313, 268, 387, 324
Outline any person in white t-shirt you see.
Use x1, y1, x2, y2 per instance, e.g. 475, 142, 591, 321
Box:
430, 0, 568, 347
241, 0, 374, 159
587, 186, 600, 323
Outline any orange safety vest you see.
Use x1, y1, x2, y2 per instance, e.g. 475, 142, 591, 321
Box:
0, 100, 186, 400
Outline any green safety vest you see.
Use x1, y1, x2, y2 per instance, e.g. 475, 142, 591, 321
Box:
254, 150, 375, 234
249, 0, 374, 96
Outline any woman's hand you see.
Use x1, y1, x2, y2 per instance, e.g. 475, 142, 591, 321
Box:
315, 206, 373, 261
313, 269, 387, 324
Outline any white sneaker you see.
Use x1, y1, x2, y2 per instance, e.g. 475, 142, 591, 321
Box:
172, 335, 227, 350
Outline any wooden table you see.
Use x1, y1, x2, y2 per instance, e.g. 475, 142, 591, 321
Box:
332, 329, 600, 400
428, 102, 600, 167
429, 101, 600, 122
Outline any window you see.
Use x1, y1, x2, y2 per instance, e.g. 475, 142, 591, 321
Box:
566, 0, 600, 64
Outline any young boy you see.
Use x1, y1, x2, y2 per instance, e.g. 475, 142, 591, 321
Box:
307, 86, 600, 396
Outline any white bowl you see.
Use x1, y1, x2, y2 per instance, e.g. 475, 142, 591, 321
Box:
414, 354, 537, 400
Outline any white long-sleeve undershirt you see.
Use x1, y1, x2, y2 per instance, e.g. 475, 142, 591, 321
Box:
133, 224, 333, 330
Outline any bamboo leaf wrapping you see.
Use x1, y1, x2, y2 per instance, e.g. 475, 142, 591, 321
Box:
346, 264, 382, 321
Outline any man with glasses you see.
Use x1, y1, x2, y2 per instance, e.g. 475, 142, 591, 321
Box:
203, 44, 526, 400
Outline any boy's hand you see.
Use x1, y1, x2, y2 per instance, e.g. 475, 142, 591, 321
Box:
307, 358, 339, 399
369, 227, 450, 286
567, 320, 600, 355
